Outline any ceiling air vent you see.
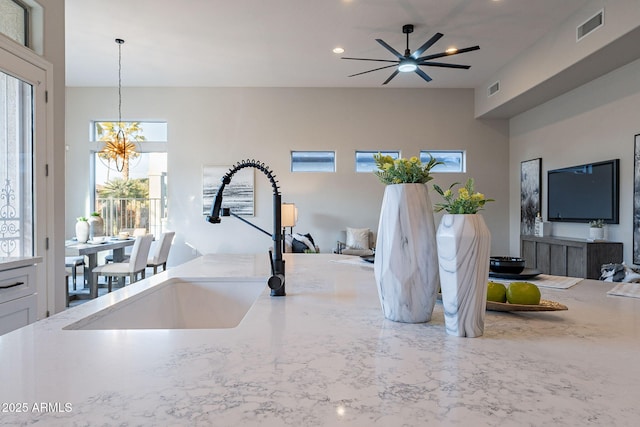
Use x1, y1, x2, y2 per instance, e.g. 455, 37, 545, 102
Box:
488, 81, 500, 97
577, 9, 604, 41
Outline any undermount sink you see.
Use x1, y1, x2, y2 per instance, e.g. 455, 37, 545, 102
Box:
64, 277, 266, 330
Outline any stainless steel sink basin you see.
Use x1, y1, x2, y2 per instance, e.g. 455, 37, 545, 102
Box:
64, 277, 266, 330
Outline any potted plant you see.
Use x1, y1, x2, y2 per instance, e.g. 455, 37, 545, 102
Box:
88, 211, 105, 238
433, 178, 494, 337
372, 153, 442, 323
589, 219, 605, 241
75, 216, 90, 243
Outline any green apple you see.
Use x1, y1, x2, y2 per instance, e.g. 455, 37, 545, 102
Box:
506, 282, 541, 305
487, 281, 507, 303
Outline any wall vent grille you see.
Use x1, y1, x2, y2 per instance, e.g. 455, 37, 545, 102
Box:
577, 9, 604, 41
488, 81, 500, 97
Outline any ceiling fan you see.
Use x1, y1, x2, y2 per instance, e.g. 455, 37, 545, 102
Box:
342, 24, 480, 85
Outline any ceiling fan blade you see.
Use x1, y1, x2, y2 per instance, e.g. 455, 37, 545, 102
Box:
341, 57, 400, 64
415, 68, 432, 83
348, 64, 398, 78
411, 32, 444, 59
417, 45, 480, 62
375, 39, 404, 59
418, 61, 471, 69
382, 70, 400, 85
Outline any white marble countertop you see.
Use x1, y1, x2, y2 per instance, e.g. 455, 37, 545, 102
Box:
0, 256, 42, 271
1, 253, 639, 426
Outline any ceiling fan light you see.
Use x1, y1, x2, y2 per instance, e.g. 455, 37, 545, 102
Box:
398, 60, 417, 72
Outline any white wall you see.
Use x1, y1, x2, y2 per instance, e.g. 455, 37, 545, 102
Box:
475, 0, 640, 118
66, 87, 509, 265
510, 57, 640, 265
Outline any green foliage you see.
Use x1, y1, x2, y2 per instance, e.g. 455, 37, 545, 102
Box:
433, 178, 494, 214
373, 153, 441, 185
96, 122, 146, 144
589, 219, 604, 228
77, 216, 88, 221
90, 211, 101, 217
97, 178, 149, 199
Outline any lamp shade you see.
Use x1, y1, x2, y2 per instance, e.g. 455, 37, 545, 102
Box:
281, 203, 298, 228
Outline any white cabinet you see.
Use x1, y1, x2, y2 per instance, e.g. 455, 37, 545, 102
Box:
0, 261, 39, 336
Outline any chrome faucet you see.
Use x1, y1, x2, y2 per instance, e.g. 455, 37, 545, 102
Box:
206, 160, 286, 296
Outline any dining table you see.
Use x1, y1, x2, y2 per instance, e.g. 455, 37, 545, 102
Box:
65, 237, 136, 298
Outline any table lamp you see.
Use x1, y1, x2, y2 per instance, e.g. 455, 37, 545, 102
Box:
281, 203, 298, 252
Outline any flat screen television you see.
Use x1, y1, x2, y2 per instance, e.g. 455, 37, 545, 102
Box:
547, 159, 619, 224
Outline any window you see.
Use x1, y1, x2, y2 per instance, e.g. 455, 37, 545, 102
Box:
0, 0, 28, 46
420, 150, 465, 173
355, 150, 400, 173
291, 151, 335, 172
91, 121, 168, 237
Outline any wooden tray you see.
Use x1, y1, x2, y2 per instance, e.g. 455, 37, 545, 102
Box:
486, 299, 568, 312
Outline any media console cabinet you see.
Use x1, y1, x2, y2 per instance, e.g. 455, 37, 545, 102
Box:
520, 235, 623, 279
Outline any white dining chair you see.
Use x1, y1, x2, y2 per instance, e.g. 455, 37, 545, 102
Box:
91, 234, 153, 298
147, 231, 175, 274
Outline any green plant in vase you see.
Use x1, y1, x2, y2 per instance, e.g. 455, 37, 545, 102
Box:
433, 178, 494, 337
373, 153, 441, 184
371, 153, 443, 323
433, 178, 494, 214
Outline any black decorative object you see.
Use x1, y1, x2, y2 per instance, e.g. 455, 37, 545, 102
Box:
520, 158, 541, 235
489, 256, 525, 274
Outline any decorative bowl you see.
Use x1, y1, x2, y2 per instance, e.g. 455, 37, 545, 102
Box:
489, 256, 525, 274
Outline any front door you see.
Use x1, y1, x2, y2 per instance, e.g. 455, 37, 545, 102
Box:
0, 45, 48, 318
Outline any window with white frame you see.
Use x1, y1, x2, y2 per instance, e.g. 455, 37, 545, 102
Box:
91, 121, 168, 236
420, 150, 465, 173
355, 150, 400, 172
291, 151, 335, 172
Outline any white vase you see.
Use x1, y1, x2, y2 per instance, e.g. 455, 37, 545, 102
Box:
436, 214, 491, 337
589, 227, 604, 240
75, 220, 90, 243
374, 183, 440, 323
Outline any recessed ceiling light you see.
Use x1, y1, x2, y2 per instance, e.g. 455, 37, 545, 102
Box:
333, 47, 345, 54
445, 47, 458, 54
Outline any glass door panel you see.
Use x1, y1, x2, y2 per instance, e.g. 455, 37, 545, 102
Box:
0, 68, 33, 257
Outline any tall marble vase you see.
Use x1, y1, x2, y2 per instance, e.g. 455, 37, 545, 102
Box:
75, 220, 90, 243
374, 183, 440, 323
436, 214, 491, 337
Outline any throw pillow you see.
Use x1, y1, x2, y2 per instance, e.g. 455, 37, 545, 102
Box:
346, 227, 370, 250
292, 233, 317, 253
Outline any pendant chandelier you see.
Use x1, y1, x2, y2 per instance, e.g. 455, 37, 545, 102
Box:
100, 38, 137, 173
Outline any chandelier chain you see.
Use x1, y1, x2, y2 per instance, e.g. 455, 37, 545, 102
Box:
116, 38, 124, 127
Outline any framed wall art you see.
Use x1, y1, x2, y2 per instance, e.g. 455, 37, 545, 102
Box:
202, 165, 255, 216
520, 158, 542, 235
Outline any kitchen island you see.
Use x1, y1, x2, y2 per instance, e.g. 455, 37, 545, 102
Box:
1, 253, 639, 426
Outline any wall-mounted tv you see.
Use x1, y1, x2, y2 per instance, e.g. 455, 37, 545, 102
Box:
547, 159, 619, 224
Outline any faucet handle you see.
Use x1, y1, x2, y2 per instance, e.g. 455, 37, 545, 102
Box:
267, 249, 285, 295
268, 249, 275, 276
